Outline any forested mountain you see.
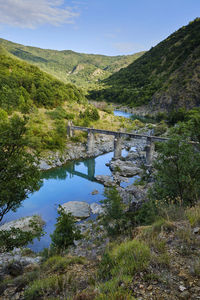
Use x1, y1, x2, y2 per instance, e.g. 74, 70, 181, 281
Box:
89, 18, 200, 111
0, 46, 85, 113
0, 38, 144, 90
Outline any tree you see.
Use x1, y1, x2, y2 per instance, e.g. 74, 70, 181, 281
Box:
50, 206, 82, 252
0, 114, 41, 222
100, 187, 127, 236
149, 134, 200, 206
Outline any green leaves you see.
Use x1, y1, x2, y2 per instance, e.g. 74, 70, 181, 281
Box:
0, 115, 41, 222
50, 206, 82, 252
0, 53, 85, 113
150, 134, 200, 206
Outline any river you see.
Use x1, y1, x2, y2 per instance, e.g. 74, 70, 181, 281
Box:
5, 110, 135, 251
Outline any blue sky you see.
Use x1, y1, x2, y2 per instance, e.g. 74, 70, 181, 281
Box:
0, 0, 199, 56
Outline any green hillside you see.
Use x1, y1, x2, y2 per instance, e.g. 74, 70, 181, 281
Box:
89, 18, 200, 111
0, 46, 85, 113
0, 38, 144, 90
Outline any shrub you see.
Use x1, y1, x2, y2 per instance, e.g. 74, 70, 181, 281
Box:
50, 206, 82, 252
79, 107, 100, 121
100, 188, 127, 236
185, 202, 200, 226
149, 134, 200, 206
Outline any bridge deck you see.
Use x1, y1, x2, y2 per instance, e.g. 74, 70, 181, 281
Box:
71, 125, 169, 142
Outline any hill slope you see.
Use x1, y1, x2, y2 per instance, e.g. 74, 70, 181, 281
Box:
0, 46, 85, 113
90, 18, 200, 112
0, 38, 144, 90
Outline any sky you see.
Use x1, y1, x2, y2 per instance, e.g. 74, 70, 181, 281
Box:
0, 0, 199, 56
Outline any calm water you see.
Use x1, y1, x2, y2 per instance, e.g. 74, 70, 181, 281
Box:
114, 110, 133, 119
5, 110, 135, 251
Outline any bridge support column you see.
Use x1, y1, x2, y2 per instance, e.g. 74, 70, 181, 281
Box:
67, 121, 73, 137
87, 131, 95, 154
146, 137, 155, 165
114, 136, 122, 159
87, 158, 95, 178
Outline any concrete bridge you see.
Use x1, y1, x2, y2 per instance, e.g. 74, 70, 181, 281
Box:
67, 122, 169, 165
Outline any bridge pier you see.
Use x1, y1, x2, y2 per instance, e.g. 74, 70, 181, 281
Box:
146, 137, 155, 165
114, 136, 122, 159
87, 158, 95, 178
67, 121, 74, 137
87, 130, 95, 154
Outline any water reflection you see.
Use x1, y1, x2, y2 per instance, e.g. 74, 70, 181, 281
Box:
5, 110, 136, 251
42, 158, 96, 182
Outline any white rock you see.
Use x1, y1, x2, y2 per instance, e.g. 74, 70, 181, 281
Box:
179, 285, 187, 292
0, 215, 44, 232
61, 201, 91, 219
95, 175, 116, 187
90, 203, 104, 215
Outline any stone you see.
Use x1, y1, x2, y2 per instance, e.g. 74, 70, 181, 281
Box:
61, 201, 91, 219
4, 261, 23, 277
95, 175, 116, 187
91, 189, 99, 195
90, 203, 104, 215
179, 285, 187, 292
193, 227, 200, 234
39, 160, 51, 170
109, 159, 141, 177
0, 215, 44, 232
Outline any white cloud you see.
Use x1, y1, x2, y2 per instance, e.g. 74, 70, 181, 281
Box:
0, 0, 79, 29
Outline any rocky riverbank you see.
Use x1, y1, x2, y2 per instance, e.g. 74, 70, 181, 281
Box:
38, 126, 151, 170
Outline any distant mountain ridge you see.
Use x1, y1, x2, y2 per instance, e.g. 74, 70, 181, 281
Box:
89, 18, 200, 112
0, 38, 145, 90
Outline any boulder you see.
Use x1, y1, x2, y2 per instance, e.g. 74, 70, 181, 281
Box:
0, 215, 44, 232
95, 175, 116, 187
109, 159, 141, 177
61, 201, 91, 219
91, 189, 99, 195
90, 203, 104, 215
95, 175, 116, 186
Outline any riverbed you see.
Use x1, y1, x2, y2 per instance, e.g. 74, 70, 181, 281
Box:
5, 110, 136, 251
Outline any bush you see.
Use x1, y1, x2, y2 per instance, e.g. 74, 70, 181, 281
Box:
79, 107, 100, 121
100, 188, 127, 236
50, 206, 82, 252
185, 203, 200, 227
149, 134, 200, 206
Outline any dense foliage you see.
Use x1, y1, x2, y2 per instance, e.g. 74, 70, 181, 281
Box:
89, 18, 200, 110
0, 49, 85, 113
0, 114, 41, 222
50, 206, 82, 252
0, 38, 144, 90
150, 134, 200, 206
0, 218, 44, 252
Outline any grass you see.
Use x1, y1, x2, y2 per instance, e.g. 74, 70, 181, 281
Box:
186, 202, 200, 227
24, 255, 86, 299
97, 239, 150, 295
42, 255, 85, 273
24, 274, 66, 300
